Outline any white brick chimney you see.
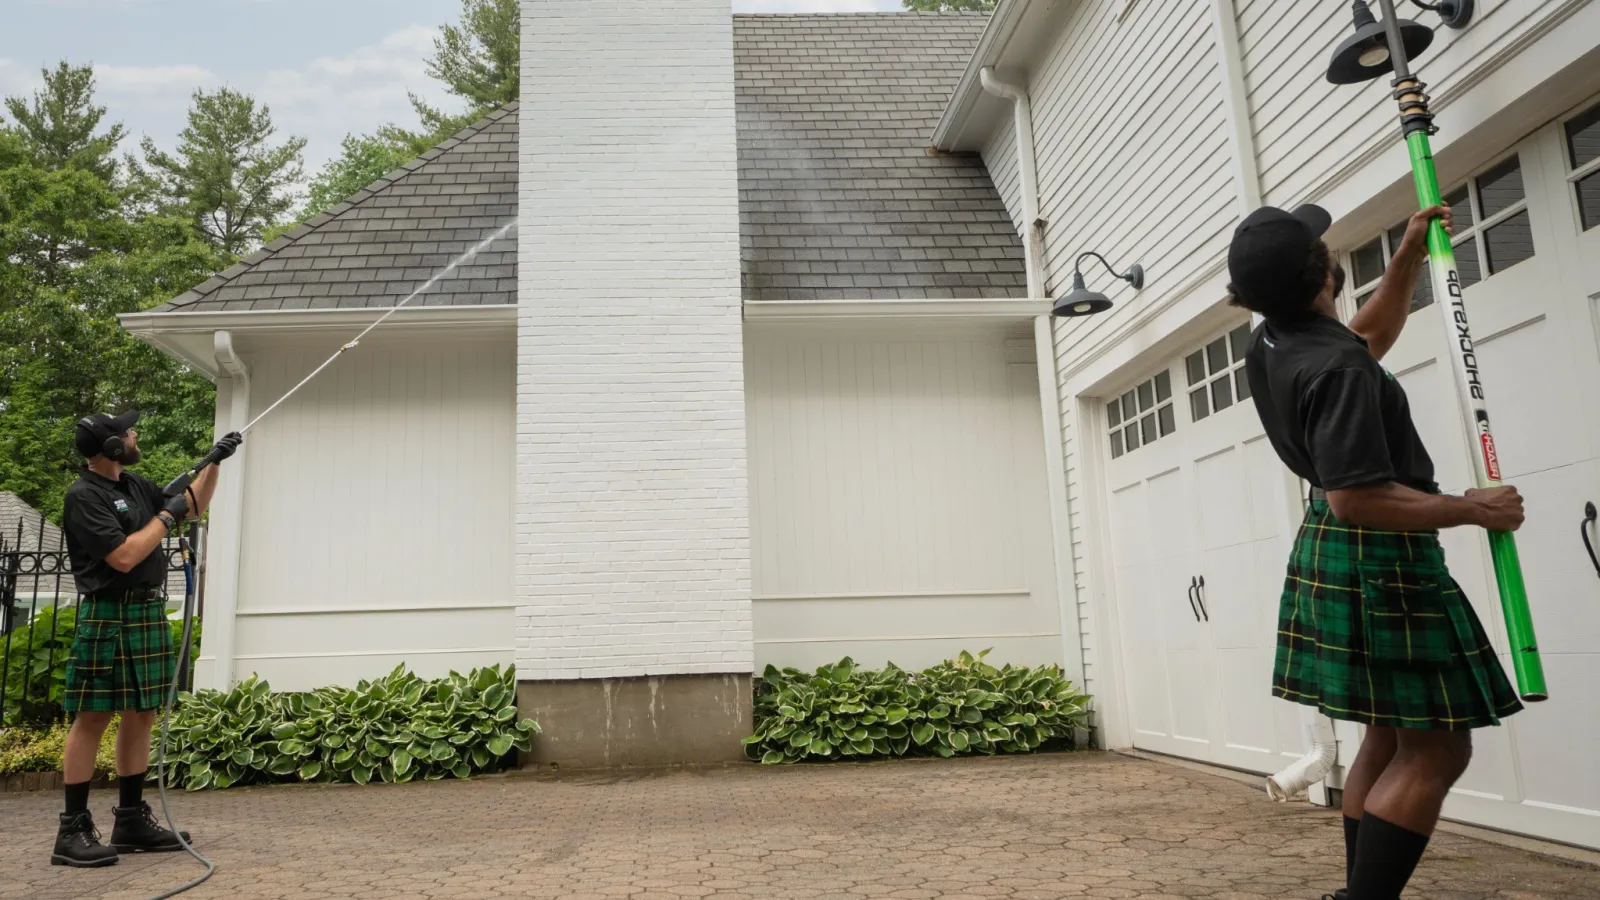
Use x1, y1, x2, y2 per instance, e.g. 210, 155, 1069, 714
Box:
513, 0, 751, 765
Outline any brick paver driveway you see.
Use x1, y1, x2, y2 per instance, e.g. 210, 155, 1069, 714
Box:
3, 753, 1595, 899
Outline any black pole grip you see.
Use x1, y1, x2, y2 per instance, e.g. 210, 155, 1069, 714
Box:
162, 444, 229, 497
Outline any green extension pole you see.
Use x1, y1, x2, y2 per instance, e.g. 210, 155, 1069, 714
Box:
1377, 0, 1546, 701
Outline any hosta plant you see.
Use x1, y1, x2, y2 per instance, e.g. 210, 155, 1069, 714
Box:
158, 664, 539, 790
744, 650, 1090, 765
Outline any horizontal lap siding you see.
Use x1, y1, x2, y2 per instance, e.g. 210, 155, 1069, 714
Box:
1240, 0, 1573, 206
982, 0, 1237, 703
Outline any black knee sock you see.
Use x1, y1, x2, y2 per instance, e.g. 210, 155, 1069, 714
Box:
118, 771, 146, 809
64, 780, 91, 816
1348, 812, 1430, 900
1344, 814, 1361, 885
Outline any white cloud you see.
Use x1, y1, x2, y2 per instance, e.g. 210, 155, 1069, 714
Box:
0, 58, 44, 100
97, 63, 216, 96
255, 25, 453, 175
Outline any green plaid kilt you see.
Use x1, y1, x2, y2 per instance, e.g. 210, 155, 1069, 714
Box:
63, 588, 175, 714
1272, 500, 1523, 730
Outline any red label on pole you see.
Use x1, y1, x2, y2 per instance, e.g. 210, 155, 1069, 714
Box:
1481, 433, 1502, 481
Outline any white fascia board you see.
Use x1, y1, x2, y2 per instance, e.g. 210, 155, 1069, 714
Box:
932, 0, 1042, 152
118, 303, 515, 336
743, 298, 1052, 323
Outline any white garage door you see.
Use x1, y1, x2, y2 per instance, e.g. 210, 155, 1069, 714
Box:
1103, 323, 1310, 775
1337, 98, 1600, 849
744, 323, 1062, 673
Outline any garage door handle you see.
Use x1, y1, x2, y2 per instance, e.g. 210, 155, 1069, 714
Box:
1583, 501, 1599, 580
1195, 575, 1209, 622
1187, 577, 1203, 622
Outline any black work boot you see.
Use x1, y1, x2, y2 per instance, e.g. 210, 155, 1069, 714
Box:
51, 811, 119, 867
109, 801, 190, 853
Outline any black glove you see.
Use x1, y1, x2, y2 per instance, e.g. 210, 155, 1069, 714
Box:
211, 431, 243, 462
163, 491, 190, 522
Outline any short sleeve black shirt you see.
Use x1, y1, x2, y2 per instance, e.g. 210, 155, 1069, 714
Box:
62, 468, 169, 595
1243, 315, 1437, 493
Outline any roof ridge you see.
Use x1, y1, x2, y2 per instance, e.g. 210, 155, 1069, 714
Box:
160, 102, 519, 311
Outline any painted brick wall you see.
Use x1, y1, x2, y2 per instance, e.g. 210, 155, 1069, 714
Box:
514, 0, 752, 680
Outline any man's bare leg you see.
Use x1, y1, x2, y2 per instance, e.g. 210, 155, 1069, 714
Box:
1348, 729, 1472, 899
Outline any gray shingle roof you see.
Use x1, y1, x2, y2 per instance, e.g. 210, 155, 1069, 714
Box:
150, 105, 520, 313
734, 13, 1026, 303
145, 14, 1024, 314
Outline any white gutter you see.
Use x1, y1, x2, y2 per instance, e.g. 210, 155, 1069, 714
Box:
933, 0, 1032, 151
202, 330, 251, 692
979, 67, 1047, 300
119, 303, 515, 336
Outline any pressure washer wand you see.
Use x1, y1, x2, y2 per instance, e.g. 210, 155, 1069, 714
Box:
1376, 0, 1546, 701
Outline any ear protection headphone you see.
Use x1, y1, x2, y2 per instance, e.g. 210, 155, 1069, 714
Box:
77, 417, 128, 461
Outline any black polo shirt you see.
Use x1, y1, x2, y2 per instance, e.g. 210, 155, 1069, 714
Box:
62, 467, 169, 595
1244, 315, 1437, 493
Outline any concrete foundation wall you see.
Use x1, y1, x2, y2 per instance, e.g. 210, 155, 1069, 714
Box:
517, 673, 752, 770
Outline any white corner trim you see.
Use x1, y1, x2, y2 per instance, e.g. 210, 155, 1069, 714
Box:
743, 298, 1052, 322
119, 303, 516, 336
932, 0, 1032, 151
1209, 0, 1262, 214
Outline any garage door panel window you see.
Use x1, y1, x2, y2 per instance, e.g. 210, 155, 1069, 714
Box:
1187, 324, 1252, 423
1108, 370, 1174, 460
1352, 155, 1534, 312
1564, 100, 1600, 231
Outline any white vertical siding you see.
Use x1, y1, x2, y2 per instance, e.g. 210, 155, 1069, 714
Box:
232, 335, 516, 691
1238, 0, 1581, 206
516, 0, 751, 681
744, 328, 1060, 672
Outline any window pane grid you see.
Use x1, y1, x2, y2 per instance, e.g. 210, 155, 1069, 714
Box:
1108, 371, 1177, 459
1187, 323, 1252, 423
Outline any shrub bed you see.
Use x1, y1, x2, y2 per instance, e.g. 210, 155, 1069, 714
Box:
160, 663, 538, 790
744, 651, 1092, 765
0, 718, 118, 777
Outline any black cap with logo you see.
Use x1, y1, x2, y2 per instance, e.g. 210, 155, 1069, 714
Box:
1227, 204, 1333, 304
74, 410, 140, 459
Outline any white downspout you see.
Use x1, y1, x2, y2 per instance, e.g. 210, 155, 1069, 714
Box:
980, 66, 1046, 300
206, 330, 250, 691
1266, 712, 1339, 802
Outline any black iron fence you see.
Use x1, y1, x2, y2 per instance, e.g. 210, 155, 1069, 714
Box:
1, 510, 201, 727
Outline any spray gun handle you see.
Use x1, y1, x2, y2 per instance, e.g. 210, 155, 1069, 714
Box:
162, 443, 231, 497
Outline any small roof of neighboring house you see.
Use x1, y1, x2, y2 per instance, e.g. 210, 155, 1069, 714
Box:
734, 13, 1025, 302
141, 13, 1021, 316
150, 106, 519, 313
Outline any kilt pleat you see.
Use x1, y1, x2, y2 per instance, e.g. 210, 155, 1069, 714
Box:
63, 590, 175, 714
1272, 500, 1523, 730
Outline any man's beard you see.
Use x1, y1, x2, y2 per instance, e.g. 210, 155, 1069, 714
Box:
121, 446, 142, 465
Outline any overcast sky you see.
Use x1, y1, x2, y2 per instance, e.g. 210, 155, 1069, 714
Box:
2, 0, 903, 179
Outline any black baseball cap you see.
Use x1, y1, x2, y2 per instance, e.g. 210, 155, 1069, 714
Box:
1227, 204, 1333, 303
74, 410, 139, 458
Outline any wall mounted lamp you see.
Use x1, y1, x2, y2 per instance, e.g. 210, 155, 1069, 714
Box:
1052, 252, 1144, 318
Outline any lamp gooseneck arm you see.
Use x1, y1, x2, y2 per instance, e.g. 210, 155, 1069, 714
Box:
1075, 251, 1122, 282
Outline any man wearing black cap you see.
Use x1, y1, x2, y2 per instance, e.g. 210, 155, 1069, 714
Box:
1231, 203, 1526, 900
50, 411, 240, 868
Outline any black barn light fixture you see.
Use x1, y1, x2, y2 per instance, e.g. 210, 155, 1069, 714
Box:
1052, 252, 1144, 318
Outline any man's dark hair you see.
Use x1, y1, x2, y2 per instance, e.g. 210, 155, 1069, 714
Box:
1227, 240, 1340, 320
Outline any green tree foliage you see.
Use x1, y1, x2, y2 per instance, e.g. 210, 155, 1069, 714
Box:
3, 62, 125, 181
903, 0, 997, 10
130, 87, 306, 256
410, 0, 520, 136
0, 64, 226, 520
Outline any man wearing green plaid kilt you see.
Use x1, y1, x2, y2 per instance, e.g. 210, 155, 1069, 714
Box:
1231, 203, 1525, 900
50, 411, 240, 868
